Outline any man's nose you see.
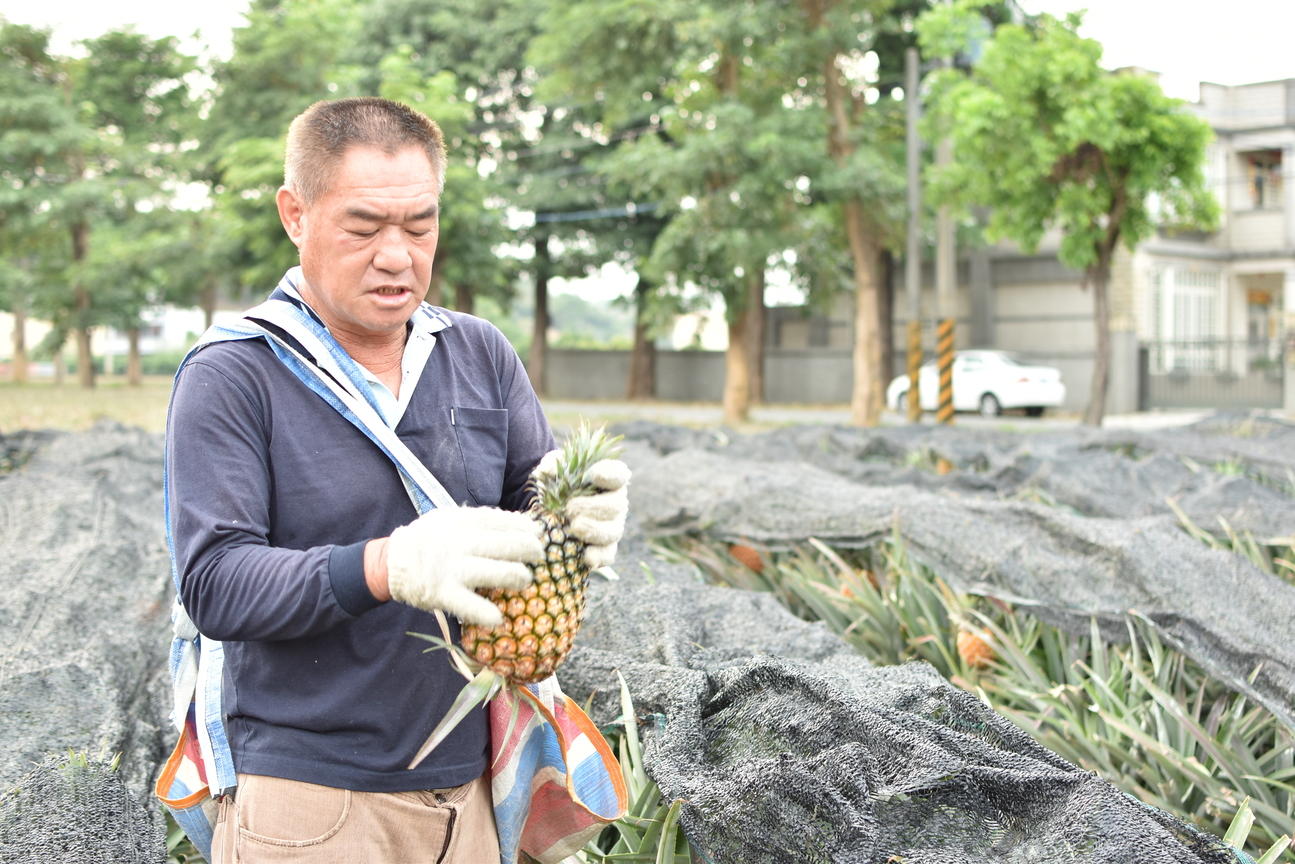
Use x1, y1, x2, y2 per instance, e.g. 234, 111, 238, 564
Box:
373, 227, 414, 273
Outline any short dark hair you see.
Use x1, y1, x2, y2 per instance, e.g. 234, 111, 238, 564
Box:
284, 97, 447, 204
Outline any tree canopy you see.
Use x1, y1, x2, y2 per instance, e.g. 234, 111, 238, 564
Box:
0, 0, 1224, 422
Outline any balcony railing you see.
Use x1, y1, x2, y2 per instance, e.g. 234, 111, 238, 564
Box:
1144, 338, 1283, 376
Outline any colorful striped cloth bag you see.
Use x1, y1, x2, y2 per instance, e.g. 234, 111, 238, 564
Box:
490, 678, 628, 863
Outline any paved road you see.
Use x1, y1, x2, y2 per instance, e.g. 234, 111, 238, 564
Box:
541, 399, 1220, 433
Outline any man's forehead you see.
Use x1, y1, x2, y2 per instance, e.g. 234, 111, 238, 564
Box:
328, 145, 439, 194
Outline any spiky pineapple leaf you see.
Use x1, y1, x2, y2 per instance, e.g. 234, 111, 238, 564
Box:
408, 666, 502, 769
531, 422, 625, 516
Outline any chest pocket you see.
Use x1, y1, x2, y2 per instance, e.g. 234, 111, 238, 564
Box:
452, 407, 509, 506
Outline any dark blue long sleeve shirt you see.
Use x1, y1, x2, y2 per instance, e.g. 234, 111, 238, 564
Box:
166, 310, 554, 792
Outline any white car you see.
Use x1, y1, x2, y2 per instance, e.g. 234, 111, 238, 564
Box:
886, 350, 1066, 418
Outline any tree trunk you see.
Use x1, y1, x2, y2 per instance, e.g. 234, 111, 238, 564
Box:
201, 283, 218, 331
527, 234, 550, 396
427, 271, 444, 308
454, 283, 474, 315
70, 221, 94, 389
11, 303, 27, 384
74, 326, 95, 388
745, 269, 765, 405
846, 199, 882, 426
820, 32, 882, 427
1084, 256, 1113, 427
723, 308, 751, 425
53, 343, 66, 385
878, 249, 895, 390
626, 277, 656, 400
127, 327, 142, 386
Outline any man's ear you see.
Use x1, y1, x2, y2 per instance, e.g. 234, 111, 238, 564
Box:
277, 186, 307, 248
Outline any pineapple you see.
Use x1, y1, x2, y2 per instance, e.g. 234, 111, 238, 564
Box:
728, 543, 764, 573
409, 423, 624, 766
956, 628, 995, 669
460, 424, 623, 685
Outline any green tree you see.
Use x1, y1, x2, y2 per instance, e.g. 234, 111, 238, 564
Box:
529, 1, 689, 400
921, 5, 1218, 425
537, 0, 825, 423
788, 0, 907, 426
361, 0, 670, 397
204, 0, 363, 294
0, 22, 70, 383
355, 0, 538, 317
0, 22, 197, 388
534, 0, 910, 423
75, 29, 199, 385
0, 23, 82, 383
375, 43, 508, 317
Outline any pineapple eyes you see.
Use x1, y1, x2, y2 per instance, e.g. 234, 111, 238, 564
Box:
460, 523, 592, 684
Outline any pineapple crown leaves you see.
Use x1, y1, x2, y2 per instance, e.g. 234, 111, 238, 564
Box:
528, 422, 625, 517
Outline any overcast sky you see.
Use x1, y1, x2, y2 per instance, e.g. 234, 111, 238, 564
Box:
1, 0, 1289, 101
1021, 0, 1295, 100
0, 0, 246, 61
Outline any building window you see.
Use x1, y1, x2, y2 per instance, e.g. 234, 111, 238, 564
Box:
1151, 267, 1221, 371
1245, 150, 1283, 210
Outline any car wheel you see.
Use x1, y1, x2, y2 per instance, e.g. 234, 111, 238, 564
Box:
979, 393, 1001, 418
898, 391, 909, 413
1025, 406, 1044, 418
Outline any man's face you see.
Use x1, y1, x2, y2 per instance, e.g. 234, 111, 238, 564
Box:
277, 145, 439, 340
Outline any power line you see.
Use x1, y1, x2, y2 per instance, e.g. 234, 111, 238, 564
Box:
534, 202, 660, 223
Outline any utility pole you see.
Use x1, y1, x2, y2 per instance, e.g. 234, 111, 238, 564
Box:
934, 11, 956, 427
905, 48, 923, 424
935, 138, 955, 426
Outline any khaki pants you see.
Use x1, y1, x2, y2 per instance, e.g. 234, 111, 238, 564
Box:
211, 772, 499, 864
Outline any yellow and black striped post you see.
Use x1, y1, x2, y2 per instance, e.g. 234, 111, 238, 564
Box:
906, 319, 923, 423
936, 318, 955, 425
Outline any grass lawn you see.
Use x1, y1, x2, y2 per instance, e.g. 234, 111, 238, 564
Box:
0, 377, 175, 434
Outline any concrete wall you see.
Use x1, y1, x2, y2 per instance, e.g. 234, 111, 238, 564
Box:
655, 351, 727, 401
546, 350, 634, 400
1231, 210, 1288, 252
548, 348, 855, 404
762, 351, 855, 403
547, 349, 728, 402
546, 345, 1113, 412
1198, 80, 1294, 131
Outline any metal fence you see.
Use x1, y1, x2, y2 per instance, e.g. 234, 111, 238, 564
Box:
1140, 339, 1285, 410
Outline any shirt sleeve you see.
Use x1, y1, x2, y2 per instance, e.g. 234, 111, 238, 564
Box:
167, 354, 372, 642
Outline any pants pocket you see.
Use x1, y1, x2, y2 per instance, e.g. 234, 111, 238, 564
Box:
235, 774, 350, 848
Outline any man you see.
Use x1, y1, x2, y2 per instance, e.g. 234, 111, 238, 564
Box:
167, 97, 626, 863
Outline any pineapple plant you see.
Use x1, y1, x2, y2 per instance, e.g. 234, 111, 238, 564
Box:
409, 423, 625, 767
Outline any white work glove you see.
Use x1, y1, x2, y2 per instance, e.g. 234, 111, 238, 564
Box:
536, 451, 631, 568
387, 507, 543, 627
